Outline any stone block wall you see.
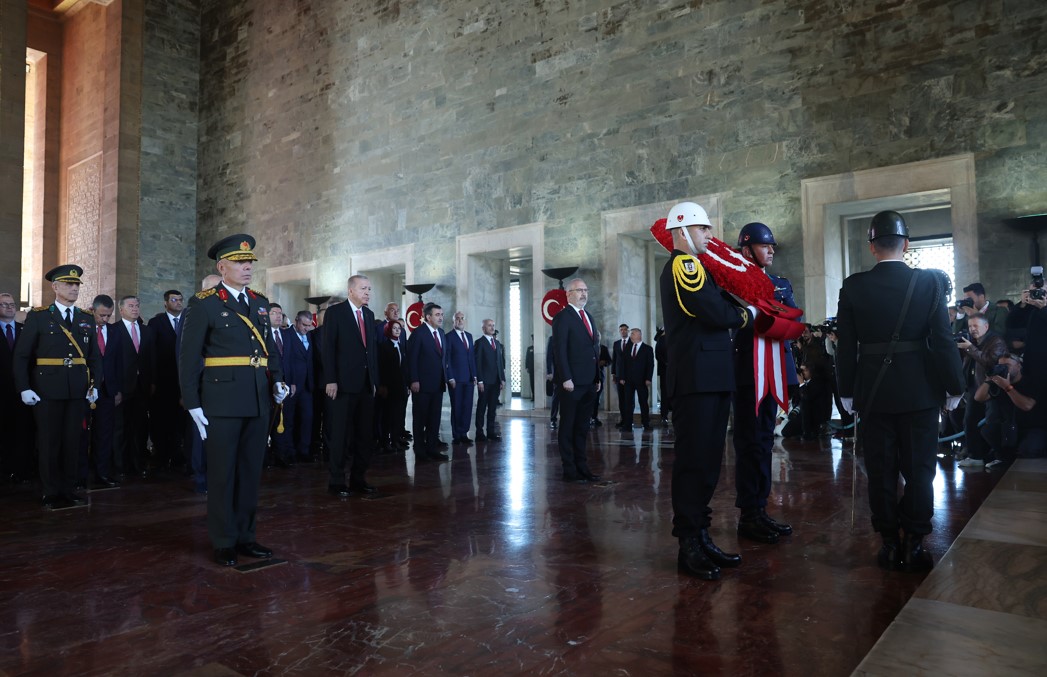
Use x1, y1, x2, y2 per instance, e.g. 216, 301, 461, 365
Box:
195, 0, 1047, 314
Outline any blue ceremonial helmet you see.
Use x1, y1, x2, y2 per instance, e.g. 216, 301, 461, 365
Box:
737, 222, 777, 247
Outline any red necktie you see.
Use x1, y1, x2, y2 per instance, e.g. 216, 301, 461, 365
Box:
97, 327, 106, 356
357, 309, 366, 347
489, 337, 495, 350
433, 330, 442, 354
632, 343, 638, 358
131, 322, 140, 352
461, 332, 469, 349
275, 328, 284, 355
580, 310, 593, 339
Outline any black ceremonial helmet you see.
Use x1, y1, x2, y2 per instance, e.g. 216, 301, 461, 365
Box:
867, 210, 910, 241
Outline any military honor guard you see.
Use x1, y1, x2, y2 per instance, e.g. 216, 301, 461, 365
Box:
658, 202, 756, 580
836, 211, 964, 571
731, 222, 798, 543
178, 235, 289, 567
13, 265, 102, 509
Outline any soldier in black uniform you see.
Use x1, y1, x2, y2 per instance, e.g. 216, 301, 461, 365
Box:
659, 202, 756, 581
178, 235, 288, 567
13, 265, 102, 509
836, 211, 964, 571
732, 222, 799, 544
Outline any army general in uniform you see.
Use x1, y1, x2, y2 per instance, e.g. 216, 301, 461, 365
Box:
836, 211, 964, 572
13, 265, 102, 509
659, 202, 756, 581
178, 235, 288, 567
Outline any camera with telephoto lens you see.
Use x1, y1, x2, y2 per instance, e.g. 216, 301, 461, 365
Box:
953, 330, 971, 343
956, 298, 975, 309
990, 363, 1011, 379
1031, 266, 1046, 299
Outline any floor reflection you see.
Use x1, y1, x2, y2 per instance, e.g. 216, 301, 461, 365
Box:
0, 414, 1002, 676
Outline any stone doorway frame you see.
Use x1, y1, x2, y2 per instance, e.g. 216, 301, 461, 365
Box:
800, 153, 977, 321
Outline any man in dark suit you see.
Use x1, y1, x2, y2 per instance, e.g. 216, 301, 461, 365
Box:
13, 265, 103, 509
611, 323, 629, 428
659, 202, 755, 581
407, 302, 450, 462
617, 327, 654, 430
322, 275, 379, 496
148, 289, 187, 473
545, 334, 559, 429
83, 295, 122, 489
474, 318, 505, 441
551, 278, 601, 483
836, 211, 964, 572
179, 235, 288, 567
732, 221, 800, 544
0, 291, 34, 484
277, 310, 315, 464
445, 311, 476, 444
114, 295, 154, 479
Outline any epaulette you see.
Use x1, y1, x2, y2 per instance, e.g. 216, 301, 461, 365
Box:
195, 288, 217, 300
32, 305, 49, 312
672, 254, 706, 318
248, 288, 267, 301
79, 307, 92, 314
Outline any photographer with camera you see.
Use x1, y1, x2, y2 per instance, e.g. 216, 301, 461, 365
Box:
1004, 267, 1047, 354
973, 353, 1044, 463
953, 282, 1008, 334
956, 313, 1008, 467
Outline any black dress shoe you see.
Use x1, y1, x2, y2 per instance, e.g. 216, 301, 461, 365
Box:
64, 492, 87, 506
42, 495, 72, 510
236, 542, 273, 559
437, 440, 449, 449
738, 512, 780, 544
758, 509, 793, 536
488, 433, 502, 441
642, 424, 653, 431
349, 481, 378, 494
475, 431, 487, 441
94, 475, 119, 488
75, 480, 86, 491
214, 547, 238, 567
328, 484, 352, 498
274, 457, 295, 468
427, 452, 450, 462
549, 420, 558, 429
580, 472, 602, 482
592, 418, 602, 427
698, 528, 741, 568
678, 536, 721, 581
562, 473, 587, 484
877, 534, 902, 571
901, 533, 934, 572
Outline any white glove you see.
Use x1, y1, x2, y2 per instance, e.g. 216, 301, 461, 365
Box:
747, 305, 759, 318
21, 389, 41, 406
944, 396, 962, 411
189, 407, 209, 440
840, 397, 855, 415
86, 387, 98, 404
273, 382, 290, 405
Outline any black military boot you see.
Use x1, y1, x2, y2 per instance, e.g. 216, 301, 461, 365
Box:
677, 535, 721, 581
738, 510, 780, 544
901, 532, 934, 572
698, 528, 741, 568
758, 509, 793, 536
877, 532, 902, 571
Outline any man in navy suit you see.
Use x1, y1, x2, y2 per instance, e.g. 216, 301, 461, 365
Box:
552, 278, 602, 482
444, 311, 476, 444
114, 295, 154, 479
0, 291, 33, 484
474, 318, 506, 441
278, 310, 315, 464
148, 289, 187, 473
323, 276, 379, 497
617, 327, 654, 430
407, 302, 450, 462
83, 295, 123, 488
610, 323, 630, 428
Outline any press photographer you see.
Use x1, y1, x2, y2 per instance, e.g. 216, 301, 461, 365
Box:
973, 353, 1044, 462
1004, 267, 1047, 353
953, 282, 1008, 334
956, 313, 1007, 467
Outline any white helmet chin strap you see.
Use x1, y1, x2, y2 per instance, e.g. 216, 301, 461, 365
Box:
681, 226, 699, 255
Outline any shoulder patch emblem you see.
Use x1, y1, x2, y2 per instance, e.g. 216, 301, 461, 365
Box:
683, 260, 696, 274
196, 288, 217, 300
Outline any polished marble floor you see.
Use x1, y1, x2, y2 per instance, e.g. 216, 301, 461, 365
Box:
0, 416, 1003, 676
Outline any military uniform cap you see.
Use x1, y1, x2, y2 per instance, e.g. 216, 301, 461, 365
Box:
207, 234, 258, 262
868, 211, 909, 241
45, 264, 84, 284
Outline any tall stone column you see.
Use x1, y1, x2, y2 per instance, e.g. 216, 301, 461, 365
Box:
0, 0, 27, 298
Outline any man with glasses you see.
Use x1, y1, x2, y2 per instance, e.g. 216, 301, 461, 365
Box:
551, 278, 602, 483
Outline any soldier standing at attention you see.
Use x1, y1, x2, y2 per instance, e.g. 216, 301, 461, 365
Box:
659, 202, 756, 581
179, 235, 289, 567
13, 265, 101, 509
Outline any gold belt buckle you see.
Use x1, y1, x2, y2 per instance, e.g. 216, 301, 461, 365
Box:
250, 356, 261, 368
63, 357, 73, 367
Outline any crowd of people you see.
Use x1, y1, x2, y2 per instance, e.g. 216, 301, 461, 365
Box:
3, 206, 1044, 577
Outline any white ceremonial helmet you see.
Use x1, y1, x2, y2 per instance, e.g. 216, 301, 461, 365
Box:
665, 202, 712, 229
